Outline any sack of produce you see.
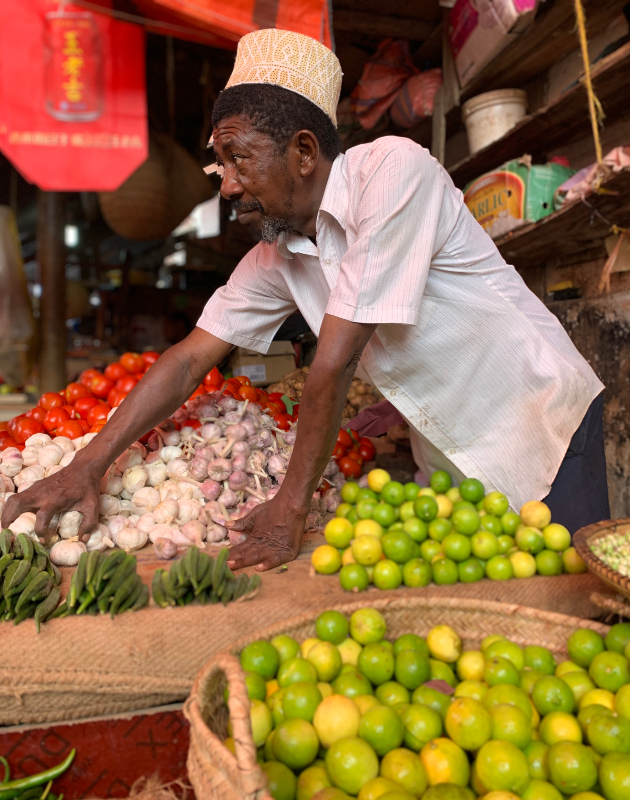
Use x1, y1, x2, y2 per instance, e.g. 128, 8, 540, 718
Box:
390, 69, 443, 129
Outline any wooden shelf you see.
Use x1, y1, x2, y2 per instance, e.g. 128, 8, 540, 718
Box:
495, 168, 630, 267
448, 41, 630, 189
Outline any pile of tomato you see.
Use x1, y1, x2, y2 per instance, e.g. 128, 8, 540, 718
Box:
0, 351, 160, 451
332, 428, 376, 479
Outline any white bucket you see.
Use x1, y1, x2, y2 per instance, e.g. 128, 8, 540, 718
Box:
462, 89, 527, 154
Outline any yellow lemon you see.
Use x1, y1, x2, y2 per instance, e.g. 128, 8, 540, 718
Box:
520, 501, 552, 529
312, 545, 342, 575
355, 519, 385, 539
427, 626, 463, 663
302, 638, 321, 659
579, 689, 616, 711
435, 495, 454, 518
313, 694, 361, 748
342, 548, 357, 566
337, 638, 363, 666
457, 651, 486, 682
368, 469, 392, 493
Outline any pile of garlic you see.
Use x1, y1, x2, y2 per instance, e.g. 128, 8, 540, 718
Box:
1, 391, 344, 567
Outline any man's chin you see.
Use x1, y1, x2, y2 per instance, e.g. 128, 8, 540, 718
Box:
260, 216, 291, 244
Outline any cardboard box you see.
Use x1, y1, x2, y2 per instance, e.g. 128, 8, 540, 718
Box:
231, 341, 296, 386
448, 0, 539, 88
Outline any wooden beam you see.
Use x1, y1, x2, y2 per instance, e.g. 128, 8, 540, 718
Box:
37, 191, 66, 393
333, 10, 436, 40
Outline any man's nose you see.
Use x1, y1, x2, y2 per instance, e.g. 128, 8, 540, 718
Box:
220, 165, 243, 201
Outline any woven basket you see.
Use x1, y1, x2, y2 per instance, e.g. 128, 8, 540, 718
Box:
183, 595, 609, 800
574, 519, 630, 601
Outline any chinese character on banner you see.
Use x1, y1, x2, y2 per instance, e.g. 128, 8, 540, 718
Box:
0, 0, 147, 191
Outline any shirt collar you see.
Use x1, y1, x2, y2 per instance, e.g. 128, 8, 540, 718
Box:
318, 152, 347, 230
277, 230, 319, 260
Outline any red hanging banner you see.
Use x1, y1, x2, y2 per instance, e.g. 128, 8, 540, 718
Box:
0, 0, 148, 191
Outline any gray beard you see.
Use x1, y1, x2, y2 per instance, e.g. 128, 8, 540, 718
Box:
260, 216, 291, 244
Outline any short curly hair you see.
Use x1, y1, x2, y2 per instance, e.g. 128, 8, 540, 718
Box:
212, 83, 342, 162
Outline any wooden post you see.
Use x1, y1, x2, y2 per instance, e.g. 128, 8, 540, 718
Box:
37, 190, 66, 392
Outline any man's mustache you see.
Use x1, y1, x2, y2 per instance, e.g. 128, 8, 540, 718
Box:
232, 198, 264, 214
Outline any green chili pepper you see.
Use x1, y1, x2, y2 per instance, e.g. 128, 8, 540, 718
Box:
0, 749, 75, 799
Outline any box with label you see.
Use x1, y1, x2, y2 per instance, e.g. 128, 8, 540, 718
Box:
464, 158, 575, 239
230, 341, 296, 387
448, 0, 539, 88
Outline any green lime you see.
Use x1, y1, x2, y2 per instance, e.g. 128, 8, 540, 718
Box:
341, 482, 360, 504
501, 512, 522, 536
356, 499, 378, 520
373, 560, 403, 590
516, 527, 545, 555
525, 646, 556, 676
521, 779, 563, 800
485, 641, 525, 672
414, 496, 438, 522
490, 702, 532, 749
282, 682, 323, 722
373, 503, 397, 528
431, 471, 452, 493
358, 643, 395, 685
400, 703, 443, 751
471, 531, 499, 560
399, 501, 416, 522
262, 761, 297, 800
484, 657, 520, 687
459, 478, 485, 503
520, 669, 545, 696
278, 658, 318, 688
532, 676, 575, 715
535, 550, 563, 576
430, 659, 458, 688
429, 517, 453, 542
382, 530, 415, 563
268, 688, 286, 727
577, 704, 613, 736
445, 697, 493, 751
598, 751, 630, 800
296, 763, 332, 800
497, 534, 515, 554
394, 634, 430, 658
547, 742, 598, 794
402, 558, 432, 587
273, 718, 319, 770
350, 608, 387, 645
480, 514, 503, 535
420, 540, 442, 562
483, 492, 510, 517
483, 684, 532, 719
331, 669, 374, 698
326, 737, 379, 795
339, 563, 369, 592
388, 522, 404, 532
325, 517, 355, 548
457, 557, 484, 583
588, 651, 630, 692
486, 555, 514, 580
452, 507, 481, 535
475, 740, 530, 793
587, 712, 630, 755
381, 747, 429, 796
605, 622, 630, 654
395, 650, 431, 690
381, 482, 405, 507
432, 558, 459, 585
413, 684, 452, 720
359, 704, 405, 756
404, 482, 421, 501
568, 630, 606, 668
375, 681, 411, 707
308, 642, 343, 683
402, 517, 427, 542
525, 740, 551, 780
271, 635, 301, 666
442, 533, 472, 562
346, 508, 359, 525
357, 488, 379, 502
245, 671, 268, 701
336, 503, 353, 519
241, 641, 281, 680
316, 611, 350, 644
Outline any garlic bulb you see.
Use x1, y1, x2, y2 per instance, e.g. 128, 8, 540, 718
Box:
153, 498, 179, 524
131, 486, 161, 515
0, 475, 14, 495
0, 451, 23, 478
136, 513, 156, 534
50, 539, 86, 566
59, 510, 83, 539
145, 450, 161, 465
116, 449, 143, 473
17, 482, 34, 493
145, 460, 167, 487
59, 451, 75, 468
86, 524, 114, 552
154, 537, 177, 559
25, 432, 51, 448
38, 443, 64, 468
149, 523, 176, 543
14, 465, 45, 487
120, 489, 134, 501
119, 499, 133, 516
99, 494, 121, 517
219, 488, 238, 509
52, 436, 74, 454
180, 520, 206, 546
22, 445, 42, 467
200, 422, 222, 441
45, 465, 65, 478
122, 465, 148, 494
200, 479, 221, 502
100, 471, 124, 496
177, 497, 201, 525
106, 515, 127, 543
161, 429, 181, 447
0, 498, 4, 517
116, 526, 147, 552
207, 523, 228, 542
8, 511, 36, 535
160, 445, 183, 463
167, 458, 189, 478
158, 481, 181, 501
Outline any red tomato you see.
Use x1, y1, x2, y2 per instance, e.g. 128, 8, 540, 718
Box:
0, 436, 19, 451
57, 420, 84, 440
8, 414, 25, 437
90, 375, 114, 400
78, 419, 91, 434
86, 403, 111, 427
119, 352, 144, 374
347, 451, 364, 466
233, 375, 251, 386
43, 407, 70, 432
180, 418, 201, 430
337, 429, 353, 449
61, 405, 77, 419
15, 418, 46, 444
38, 392, 65, 410
359, 441, 376, 462
332, 442, 347, 460
273, 413, 292, 431
267, 400, 286, 414
26, 407, 47, 423
0, 422, 8, 432
339, 456, 362, 479
0, 430, 10, 444
239, 385, 259, 402
292, 404, 300, 416
90, 422, 107, 434
74, 396, 100, 420
65, 382, 93, 404
104, 362, 129, 382
203, 367, 223, 387
80, 368, 101, 388
267, 392, 285, 401
141, 351, 160, 365
112, 391, 128, 407
115, 375, 138, 393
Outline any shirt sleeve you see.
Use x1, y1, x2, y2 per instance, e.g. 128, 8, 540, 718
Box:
196, 244, 297, 353
325, 138, 447, 325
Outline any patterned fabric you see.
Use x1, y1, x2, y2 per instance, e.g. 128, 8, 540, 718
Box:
197, 137, 604, 509
225, 28, 342, 125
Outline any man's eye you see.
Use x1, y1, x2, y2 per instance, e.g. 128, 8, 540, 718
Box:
233, 155, 244, 165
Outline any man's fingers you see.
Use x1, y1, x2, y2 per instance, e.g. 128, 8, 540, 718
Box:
227, 541, 260, 571
225, 513, 254, 533
77, 503, 98, 537
256, 550, 289, 572
34, 508, 56, 537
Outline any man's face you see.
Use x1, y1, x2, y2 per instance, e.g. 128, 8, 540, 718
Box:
213, 115, 296, 243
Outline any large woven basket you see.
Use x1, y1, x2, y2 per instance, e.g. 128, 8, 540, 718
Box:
574, 519, 630, 602
183, 595, 609, 800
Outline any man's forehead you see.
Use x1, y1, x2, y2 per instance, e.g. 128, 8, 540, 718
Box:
212, 116, 256, 146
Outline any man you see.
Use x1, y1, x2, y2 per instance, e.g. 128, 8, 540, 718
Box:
3, 29, 609, 571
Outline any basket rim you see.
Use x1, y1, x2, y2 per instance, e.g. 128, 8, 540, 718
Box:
574, 518, 630, 601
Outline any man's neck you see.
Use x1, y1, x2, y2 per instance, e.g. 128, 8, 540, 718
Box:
294, 157, 334, 238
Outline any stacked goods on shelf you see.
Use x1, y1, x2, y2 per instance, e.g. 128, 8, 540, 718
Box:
312, 468, 587, 591
232, 608, 630, 800
268, 369, 381, 420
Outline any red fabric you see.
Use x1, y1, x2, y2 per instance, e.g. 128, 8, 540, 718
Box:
390, 68, 443, 128
346, 400, 405, 438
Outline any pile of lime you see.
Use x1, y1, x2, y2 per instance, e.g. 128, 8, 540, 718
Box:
233, 609, 630, 800
311, 469, 587, 592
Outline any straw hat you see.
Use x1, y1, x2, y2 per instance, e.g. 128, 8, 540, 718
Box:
225, 29, 342, 126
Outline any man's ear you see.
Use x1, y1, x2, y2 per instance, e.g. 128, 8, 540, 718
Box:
293, 129, 319, 177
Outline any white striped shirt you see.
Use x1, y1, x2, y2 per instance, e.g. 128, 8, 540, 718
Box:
197, 137, 603, 508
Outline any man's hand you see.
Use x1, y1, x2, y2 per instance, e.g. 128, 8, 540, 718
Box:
3, 461, 100, 541
226, 498, 306, 571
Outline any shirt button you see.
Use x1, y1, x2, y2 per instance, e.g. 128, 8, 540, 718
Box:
390, 390, 397, 397
324, 258, 331, 266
